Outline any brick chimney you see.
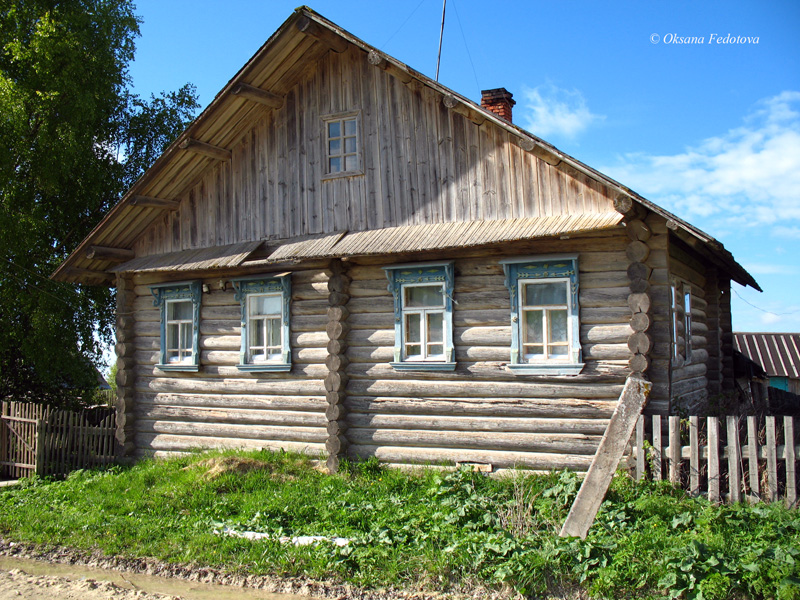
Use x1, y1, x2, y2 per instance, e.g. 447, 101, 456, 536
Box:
481, 88, 515, 122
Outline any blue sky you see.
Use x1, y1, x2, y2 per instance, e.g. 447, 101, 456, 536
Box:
127, 0, 800, 333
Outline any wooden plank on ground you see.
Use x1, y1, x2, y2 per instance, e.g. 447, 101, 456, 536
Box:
560, 376, 651, 539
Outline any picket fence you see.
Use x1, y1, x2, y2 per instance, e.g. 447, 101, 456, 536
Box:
0, 401, 116, 479
631, 414, 798, 506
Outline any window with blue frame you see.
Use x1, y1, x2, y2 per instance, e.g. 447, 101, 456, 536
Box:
231, 274, 291, 372
150, 281, 201, 372
500, 256, 583, 375
383, 262, 455, 371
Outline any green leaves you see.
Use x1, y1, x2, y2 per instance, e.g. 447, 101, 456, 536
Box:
0, 0, 198, 404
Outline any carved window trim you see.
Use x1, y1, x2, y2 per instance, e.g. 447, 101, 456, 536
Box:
231, 274, 292, 372
150, 280, 202, 372
383, 261, 456, 372
500, 255, 584, 375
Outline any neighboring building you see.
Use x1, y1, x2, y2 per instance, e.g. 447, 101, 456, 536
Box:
734, 333, 800, 395
52, 8, 759, 472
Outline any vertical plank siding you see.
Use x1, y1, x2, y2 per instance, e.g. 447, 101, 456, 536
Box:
130, 270, 328, 458
1, 402, 116, 479
133, 47, 615, 259
633, 414, 799, 506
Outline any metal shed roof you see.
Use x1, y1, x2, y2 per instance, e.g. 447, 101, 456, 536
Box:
733, 332, 800, 379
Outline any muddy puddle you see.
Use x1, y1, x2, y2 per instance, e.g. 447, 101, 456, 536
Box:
0, 555, 320, 600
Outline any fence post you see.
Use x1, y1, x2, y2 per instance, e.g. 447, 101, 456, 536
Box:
635, 415, 645, 481
727, 416, 742, 503
747, 416, 760, 503
668, 416, 681, 484
786, 416, 796, 507
708, 417, 720, 503
689, 416, 700, 495
766, 416, 778, 502
652, 415, 662, 481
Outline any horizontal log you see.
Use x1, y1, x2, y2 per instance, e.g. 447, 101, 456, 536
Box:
137, 393, 326, 412
347, 444, 594, 471
135, 377, 324, 395
86, 245, 135, 261
136, 364, 327, 379
347, 413, 609, 435
138, 420, 326, 443
136, 405, 326, 427
129, 195, 180, 210
581, 324, 633, 344
347, 379, 623, 399
136, 433, 324, 456
672, 376, 708, 399
625, 219, 651, 242
347, 428, 601, 455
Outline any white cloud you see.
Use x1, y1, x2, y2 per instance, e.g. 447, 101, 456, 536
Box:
602, 91, 800, 231
520, 84, 604, 139
743, 262, 799, 276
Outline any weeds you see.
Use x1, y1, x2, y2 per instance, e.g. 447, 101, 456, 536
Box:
0, 449, 798, 599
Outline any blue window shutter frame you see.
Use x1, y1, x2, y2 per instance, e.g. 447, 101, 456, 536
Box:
500, 255, 584, 375
150, 280, 202, 372
383, 261, 455, 371
231, 274, 292, 372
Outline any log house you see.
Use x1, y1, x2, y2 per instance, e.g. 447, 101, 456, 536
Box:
53, 8, 759, 472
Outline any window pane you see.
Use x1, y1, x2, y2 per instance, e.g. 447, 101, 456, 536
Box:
345, 154, 358, 171
427, 312, 444, 343
168, 300, 192, 321
167, 323, 180, 350
405, 313, 421, 343
344, 118, 356, 135
550, 345, 569, 356
250, 295, 281, 316
328, 121, 340, 138
405, 285, 443, 308
180, 323, 192, 353
524, 310, 544, 344
328, 138, 341, 155
525, 281, 567, 306
523, 344, 544, 356
549, 309, 568, 343
329, 156, 341, 172
251, 318, 264, 347
405, 344, 421, 357
428, 344, 444, 356
267, 317, 281, 348
344, 136, 357, 153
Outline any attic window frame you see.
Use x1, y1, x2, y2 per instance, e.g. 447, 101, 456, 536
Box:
321, 111, 362, 179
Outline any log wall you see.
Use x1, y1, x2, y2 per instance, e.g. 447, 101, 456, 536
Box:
133, 46, 615, 258
668, 238, 710, 413
341, 233, 632, 473
129, 269, 329, 458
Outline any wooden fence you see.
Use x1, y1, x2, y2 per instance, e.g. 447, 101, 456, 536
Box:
0, 401, 116, 479
631, 414, 798, 506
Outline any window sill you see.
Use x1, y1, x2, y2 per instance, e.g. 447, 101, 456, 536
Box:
390, 361, 456, 372
156, 364, 199, 372
321, 169, 364, 181
237, 363, 292, 373
507, 362, 584, 376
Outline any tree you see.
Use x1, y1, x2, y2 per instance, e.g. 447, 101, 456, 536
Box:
0, 0, 198, 406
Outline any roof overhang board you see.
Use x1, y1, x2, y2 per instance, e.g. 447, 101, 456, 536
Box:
52, 6, 759, 293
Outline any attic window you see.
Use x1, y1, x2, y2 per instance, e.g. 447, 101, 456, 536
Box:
323, 112, 360, 177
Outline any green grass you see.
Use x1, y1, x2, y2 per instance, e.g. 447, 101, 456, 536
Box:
1, 449, 798, 599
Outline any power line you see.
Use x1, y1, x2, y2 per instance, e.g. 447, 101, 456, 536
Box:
380, 0, 429, 51
733, 288, 800, 317
450, 0, 481, 90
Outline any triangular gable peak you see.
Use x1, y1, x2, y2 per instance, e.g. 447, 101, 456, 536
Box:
52, 7, 757, 291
